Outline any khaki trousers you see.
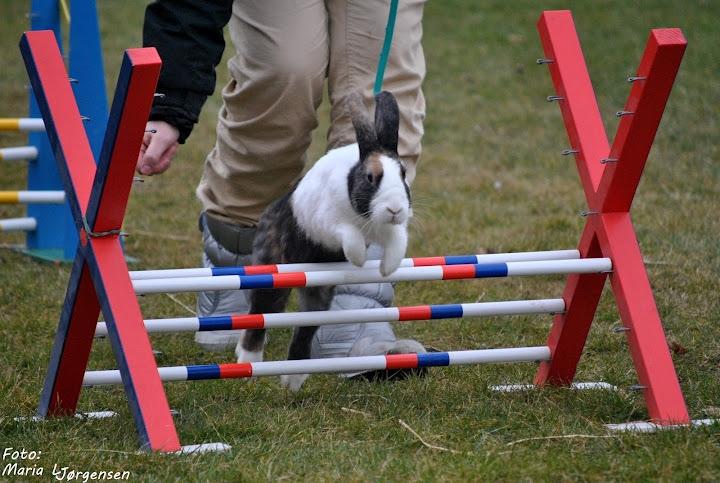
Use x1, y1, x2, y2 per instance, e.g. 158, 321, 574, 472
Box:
197, 0, 426, 226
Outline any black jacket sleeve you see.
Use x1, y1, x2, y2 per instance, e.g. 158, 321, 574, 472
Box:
143, 0, 233, 143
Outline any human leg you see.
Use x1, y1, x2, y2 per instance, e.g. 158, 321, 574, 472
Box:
197, 0, 330, 226
195, 0, 329, 350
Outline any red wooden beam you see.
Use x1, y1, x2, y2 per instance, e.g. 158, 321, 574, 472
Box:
534, 223, 606, 385
39, 258, 101, 415
596, 213, 689, 423
594, 29, 687, 212
87, 48, 162, 232
537, 10, 609, 202
19, 30, 95, 221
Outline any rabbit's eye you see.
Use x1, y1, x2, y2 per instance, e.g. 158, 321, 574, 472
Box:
367, 173, 374, 183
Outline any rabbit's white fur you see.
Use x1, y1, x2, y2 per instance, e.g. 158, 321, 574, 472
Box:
291, 143, 410, 276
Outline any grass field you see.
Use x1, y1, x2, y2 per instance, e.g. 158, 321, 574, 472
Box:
1, 1, 719, 481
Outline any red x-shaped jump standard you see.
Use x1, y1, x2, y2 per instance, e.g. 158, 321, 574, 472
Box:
20, 31, 180, 451
532, 11, 689, 425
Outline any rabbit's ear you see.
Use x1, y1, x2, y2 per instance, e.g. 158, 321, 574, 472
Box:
374, 91, 399, 155
347, 93, 378, 160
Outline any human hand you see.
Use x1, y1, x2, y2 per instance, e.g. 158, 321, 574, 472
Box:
136, 120, 180, 175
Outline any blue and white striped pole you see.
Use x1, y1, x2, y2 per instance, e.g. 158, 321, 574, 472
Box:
83, 346, 552, 386
132, 258, 612, 295
130, 249, 581, 281
95, 298, 565, 337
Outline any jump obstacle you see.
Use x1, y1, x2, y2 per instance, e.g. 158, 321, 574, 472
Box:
17, 10, 709, 453
0, 0, 107, 262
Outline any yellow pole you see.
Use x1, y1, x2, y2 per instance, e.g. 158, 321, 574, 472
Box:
0, 192, 21, 203
0, 119, 21, 131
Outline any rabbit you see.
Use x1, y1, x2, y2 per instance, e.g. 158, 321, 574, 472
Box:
235, 91, 413, 391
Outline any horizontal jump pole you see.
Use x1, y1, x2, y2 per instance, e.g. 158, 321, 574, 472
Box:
0, 190, 65, 204
0, 118, 45, 132
94, 298, 565, 337
0, 146, 39, 161
83, 346, 552, 386
130, 249, 581, 280
133, 258, 612, 295
0, 217, 37, 232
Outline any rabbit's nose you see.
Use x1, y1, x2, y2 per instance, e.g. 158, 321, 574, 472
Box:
386, 207, 401, 215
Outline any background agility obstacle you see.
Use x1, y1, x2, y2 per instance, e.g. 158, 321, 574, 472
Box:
0, 0, 106, 262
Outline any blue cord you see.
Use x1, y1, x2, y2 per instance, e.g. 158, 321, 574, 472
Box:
373, 0, 399, 95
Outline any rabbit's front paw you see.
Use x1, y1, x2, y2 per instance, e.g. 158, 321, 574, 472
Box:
379, 227, 407, 276
342, 233, 367, 267
380, 253, 403, 277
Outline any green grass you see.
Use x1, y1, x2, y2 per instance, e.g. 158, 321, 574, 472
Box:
1, 1, 719, 480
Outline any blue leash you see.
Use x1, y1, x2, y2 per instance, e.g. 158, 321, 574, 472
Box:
373, 0, 399, 95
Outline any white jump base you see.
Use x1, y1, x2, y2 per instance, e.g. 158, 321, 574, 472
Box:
490, 382, 617, 392
174, 443, 232, 455
15, 411, 118, 422
606, 419, 717, 433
